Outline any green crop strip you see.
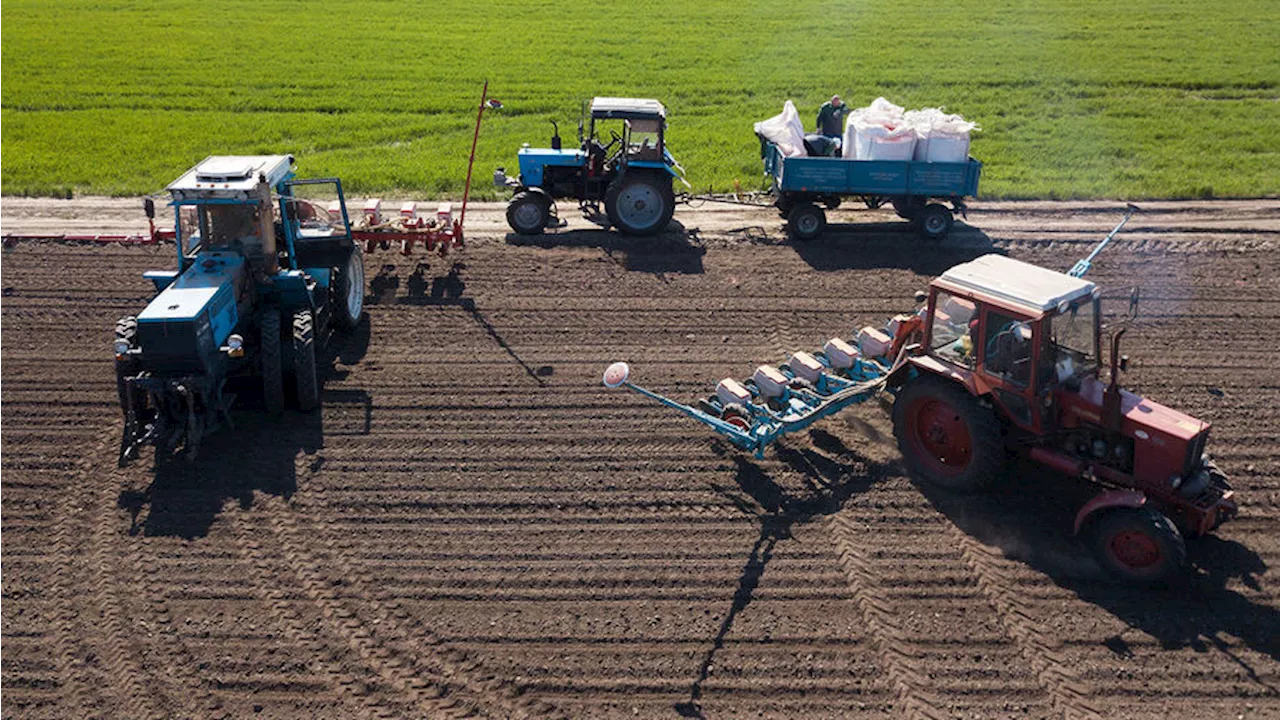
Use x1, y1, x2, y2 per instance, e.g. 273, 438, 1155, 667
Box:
2, 0, 1277, 199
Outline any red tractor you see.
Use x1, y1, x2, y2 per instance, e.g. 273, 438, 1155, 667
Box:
886, 251, 1236, 584
603, 209, 1237, 585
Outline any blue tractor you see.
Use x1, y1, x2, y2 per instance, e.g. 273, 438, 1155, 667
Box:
114, 155, 366, 464
496, 97, 688, 236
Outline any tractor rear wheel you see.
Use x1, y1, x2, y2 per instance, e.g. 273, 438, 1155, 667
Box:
335, 246, 365, 331
260, 310, 285, 416
787, 203, 827, 242
893, 375, 1004, 493
507, 192, 550, 235
1089, 507, 1186, 586
292, 309, 319, 412
606, 173, 675, 235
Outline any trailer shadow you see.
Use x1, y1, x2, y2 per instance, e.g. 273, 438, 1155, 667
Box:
505, 219, 706, 276
790, 220, 998, 275
675, 431, 893, 718
117, 320, 373, 539
913, 469, 1280, 680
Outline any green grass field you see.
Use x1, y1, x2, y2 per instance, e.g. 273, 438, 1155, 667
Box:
2, 0, 1277, 199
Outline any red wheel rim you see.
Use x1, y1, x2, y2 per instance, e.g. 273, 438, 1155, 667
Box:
1109, 529, 1162, 570
905, 396, 973, 477
725, 414, 751, 431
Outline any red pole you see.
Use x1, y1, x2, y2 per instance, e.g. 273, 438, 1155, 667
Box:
457, 80, 489, 240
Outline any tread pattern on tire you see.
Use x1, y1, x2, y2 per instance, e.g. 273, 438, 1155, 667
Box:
336, 247, 364, 331
507, 191, 548, 235
260, 310, 284, 416
293, 309, 319, 412
114, 315, 138, 411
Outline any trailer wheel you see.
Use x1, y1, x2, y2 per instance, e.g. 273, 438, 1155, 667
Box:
335, 246, 365, 331
260, 310, 285, 416
606, 173, 675, 235
787, 203, 827, 242
824, 196, 842, 210
1089, 507, 1186, 586
920, 204, 955, 240
891, 195, 924, 220
893, 375, 1004, 492
292, 309, 319, 413
507, 192, 550, 235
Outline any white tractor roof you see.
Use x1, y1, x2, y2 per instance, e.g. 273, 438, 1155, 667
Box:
590, 97, 666, 119
938, 254, 1096, 313
167, 155, 295, 196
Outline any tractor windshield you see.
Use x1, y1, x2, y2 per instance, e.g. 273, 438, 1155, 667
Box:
1046, 297, 1099, 382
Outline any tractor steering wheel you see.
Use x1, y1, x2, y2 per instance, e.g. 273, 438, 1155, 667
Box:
600, 130, 623, 155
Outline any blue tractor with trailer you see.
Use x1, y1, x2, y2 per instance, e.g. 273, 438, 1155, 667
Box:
113, 155, 366, 464
496, 97, 688, 236
761, 141, 982, 242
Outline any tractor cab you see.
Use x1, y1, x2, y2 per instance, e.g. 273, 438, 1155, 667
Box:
923, 254, 1102, 431
584, 97, 670, 169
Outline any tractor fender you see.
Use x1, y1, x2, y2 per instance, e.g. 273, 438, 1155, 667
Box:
1073, 490, 1147, 535
514, 186, 552, 204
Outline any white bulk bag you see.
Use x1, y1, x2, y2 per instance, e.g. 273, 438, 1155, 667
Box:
754, 100, 807, 158
907, 108, 978, 163
849, 114, 917, 161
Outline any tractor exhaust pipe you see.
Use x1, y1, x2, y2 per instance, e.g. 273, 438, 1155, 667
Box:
1102, 328, 1129, 433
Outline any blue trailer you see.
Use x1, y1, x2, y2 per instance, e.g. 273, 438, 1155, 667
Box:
763, 142, 982, 241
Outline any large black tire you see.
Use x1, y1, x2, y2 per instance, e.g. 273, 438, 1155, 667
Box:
919, 204, 955, 240
891, 195, 924, 220
335, 246, 365, 331
787, 203, 827, 242
1089, 507, 1186, 586
605, 173, 675, 235
292, 309, 319, 412
892, 375, 1005, 493
507, 191, 550, 235
260, 310, 284, 416
114, 315, 139, 412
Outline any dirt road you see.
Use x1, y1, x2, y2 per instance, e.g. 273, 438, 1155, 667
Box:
3, 198, 1278, 719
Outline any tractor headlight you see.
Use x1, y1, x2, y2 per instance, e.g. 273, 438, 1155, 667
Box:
113, 339, 131, 357
226, 334, 245, 357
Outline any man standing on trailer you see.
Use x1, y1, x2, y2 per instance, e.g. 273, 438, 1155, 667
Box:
816, 95, 849, 138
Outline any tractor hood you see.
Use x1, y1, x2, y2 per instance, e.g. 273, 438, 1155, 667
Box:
1060, 376, 1210, 480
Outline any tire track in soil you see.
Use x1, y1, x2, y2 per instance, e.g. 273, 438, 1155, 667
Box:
948, 526, 1105, 720
227, 505, 424, 720
826, 513, 948, 720
283, 453, 565, 720
73, 426, 167, 720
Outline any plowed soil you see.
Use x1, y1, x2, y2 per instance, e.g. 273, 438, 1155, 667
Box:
3, 199, 1279, 719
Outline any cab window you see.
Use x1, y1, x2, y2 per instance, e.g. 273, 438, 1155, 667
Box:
930, 291, 977, 369
983, 310, 1033, 387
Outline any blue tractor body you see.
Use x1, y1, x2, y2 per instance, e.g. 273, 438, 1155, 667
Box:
115, 155, 367, 464
500, 97, 687, 236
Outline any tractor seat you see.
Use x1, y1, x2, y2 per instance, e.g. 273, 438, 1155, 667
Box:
753, 365, 788, 398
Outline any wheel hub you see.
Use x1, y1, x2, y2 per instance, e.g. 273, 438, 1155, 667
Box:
910, 398, 972, 475
514, 202, 543, 229
1110, 530, 1161, 569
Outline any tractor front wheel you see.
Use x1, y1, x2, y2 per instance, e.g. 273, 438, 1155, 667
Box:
605, 173, 675, 235
1089, 507, 1186, 586
893, 375, 1004, 493
787, 203, 827, 242
293, 309, 319, 412
114, 315, 140, 412
507, 192, 550, 235
260, 310, 285, 416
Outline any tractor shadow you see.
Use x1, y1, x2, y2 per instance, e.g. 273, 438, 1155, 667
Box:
789, 219, 998, 275
505, 218, 706, 276
116, 319, 373, 539
675, 430, 893, 719
369, 259, 552, 386
913, 467, 1280, 677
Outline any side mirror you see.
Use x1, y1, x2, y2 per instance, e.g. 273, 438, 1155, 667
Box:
1119, 355, 1129, 372
913, 290, 928, 304
143, 198, 155, 219
1128, 287, 1140, 320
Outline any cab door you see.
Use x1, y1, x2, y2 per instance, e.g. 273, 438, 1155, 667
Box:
978, 306, 1040, 432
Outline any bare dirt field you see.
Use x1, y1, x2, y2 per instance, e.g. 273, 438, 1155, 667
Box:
3, 198, 1279, 719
